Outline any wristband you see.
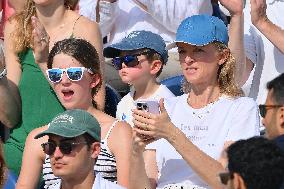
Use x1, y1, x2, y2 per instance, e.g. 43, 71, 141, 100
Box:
0, 68, 7, 79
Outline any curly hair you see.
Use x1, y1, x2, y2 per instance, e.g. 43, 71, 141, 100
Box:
227, 137, 284, 189
10, 0, 78, 53
47, 38, 102, 108
182, 41, 243, 97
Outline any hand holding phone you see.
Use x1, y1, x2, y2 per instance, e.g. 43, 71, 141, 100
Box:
135, 100, 160, 114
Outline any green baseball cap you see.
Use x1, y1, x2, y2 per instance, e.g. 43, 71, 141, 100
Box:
34, 109, 101, 141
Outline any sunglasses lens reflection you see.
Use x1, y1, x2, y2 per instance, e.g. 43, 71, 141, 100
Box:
112, 55, 139, 70
67, 68, 84, 81
48, 69, 63, 83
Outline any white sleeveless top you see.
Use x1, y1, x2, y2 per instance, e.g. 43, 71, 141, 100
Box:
42, 120, 119, 188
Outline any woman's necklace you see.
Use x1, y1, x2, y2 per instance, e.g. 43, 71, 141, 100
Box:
188, 94, 221, 120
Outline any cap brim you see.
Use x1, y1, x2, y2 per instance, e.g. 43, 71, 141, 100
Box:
103, 40, 145, 58
34, 126, 85, 139
103, 47, 121, 58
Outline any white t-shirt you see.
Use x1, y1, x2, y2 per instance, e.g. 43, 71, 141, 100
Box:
48, 173, 125, 189
80, 0, 212, 46
243, 0, 284, 104
151, 94, 260, 189
116, 84, 175, 127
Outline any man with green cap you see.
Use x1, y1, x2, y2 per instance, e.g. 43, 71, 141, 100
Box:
34, 109, 125, 189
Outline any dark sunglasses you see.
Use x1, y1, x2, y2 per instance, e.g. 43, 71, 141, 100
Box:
41, 141, 88, 155
218, 172, 234, 185
112, 51, 151, 70
46, 67, 93, 83
258, 104, 283, 118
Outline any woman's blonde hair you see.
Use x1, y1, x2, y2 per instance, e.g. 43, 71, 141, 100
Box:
10, 0, 78, 53
182, 41, 243, 97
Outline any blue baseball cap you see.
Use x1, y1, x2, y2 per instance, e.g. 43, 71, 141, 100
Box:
104, 30, 168, 64
167, 15, 228, 49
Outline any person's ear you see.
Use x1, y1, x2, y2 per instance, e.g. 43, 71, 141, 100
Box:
218, 48, 230, 66
90, 142, 101, 159
232, 173, 246, 189
90, 74, 101, 89
150, 60, 162, 75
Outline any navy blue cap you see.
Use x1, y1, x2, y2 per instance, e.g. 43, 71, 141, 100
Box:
167, 15, 228, 49
103, 30, 168, 64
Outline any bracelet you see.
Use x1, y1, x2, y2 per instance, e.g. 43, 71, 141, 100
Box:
0, 68, 7, 79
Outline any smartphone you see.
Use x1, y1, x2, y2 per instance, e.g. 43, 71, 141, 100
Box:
136, 100, 160, 114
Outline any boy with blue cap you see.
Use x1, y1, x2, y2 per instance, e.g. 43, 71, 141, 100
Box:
104, 30, 175, 126
34, 109, 125, 189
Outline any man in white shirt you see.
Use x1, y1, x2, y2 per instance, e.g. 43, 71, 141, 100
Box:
34, 109, 125, 189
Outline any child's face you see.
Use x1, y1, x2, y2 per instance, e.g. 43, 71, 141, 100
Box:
116, 50, 152, 85
51, 53, 97, 110
177, 42, 223, 86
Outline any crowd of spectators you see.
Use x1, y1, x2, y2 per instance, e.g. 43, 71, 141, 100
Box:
0, 0, 283, 189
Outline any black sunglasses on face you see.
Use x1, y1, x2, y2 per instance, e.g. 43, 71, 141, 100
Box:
219, 172, 234, 185
41, 141, 88, 156
258, 104, 283, 118
112, 51, 151, 70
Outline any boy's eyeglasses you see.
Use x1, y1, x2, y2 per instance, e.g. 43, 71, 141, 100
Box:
258, 104, 283, 118
41, 141, 88, 155
46, 67, 93, 83
112, 51, 150, 70
218, 172, 234, 185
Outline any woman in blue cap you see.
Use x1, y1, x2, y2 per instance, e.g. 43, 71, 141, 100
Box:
129, 1, 260, 189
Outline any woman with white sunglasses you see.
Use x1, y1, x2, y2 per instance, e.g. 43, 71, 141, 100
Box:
16, 38, 131, 189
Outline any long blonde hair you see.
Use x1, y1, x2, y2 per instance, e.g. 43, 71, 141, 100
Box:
182, 41, 243, 97
9, 0, 78, 53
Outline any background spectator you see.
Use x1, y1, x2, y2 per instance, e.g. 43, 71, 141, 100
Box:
224, 137, 284, 189
260, 73, 284, 151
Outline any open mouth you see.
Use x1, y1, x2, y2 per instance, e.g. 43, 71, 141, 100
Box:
62, 89, 74, 100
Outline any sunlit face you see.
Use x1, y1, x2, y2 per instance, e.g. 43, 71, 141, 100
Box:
262, 90, 280, 139
118, 50, 152, 85
177, 42, 223, 86
51, 53, 98, 110
49, 135, 93, 179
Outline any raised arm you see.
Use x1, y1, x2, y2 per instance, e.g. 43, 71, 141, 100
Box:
250, 0, 284, 54
96, 0, 119, 37
219, 0, 254, 87
0, 20, 22, 128
108, 121, 132, 188
16, 126, 48, 189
